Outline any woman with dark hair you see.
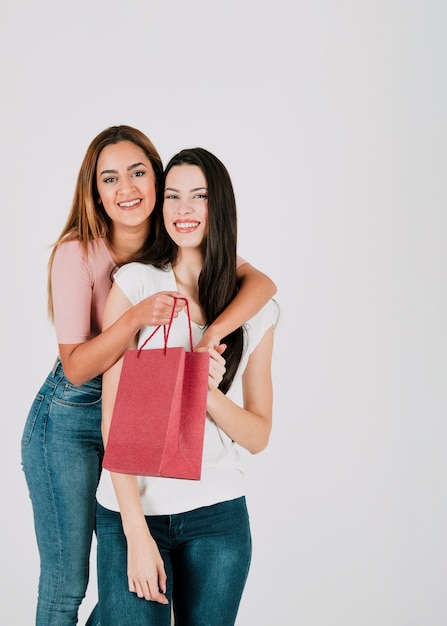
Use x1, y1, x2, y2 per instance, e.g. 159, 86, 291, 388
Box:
96, 147, 279, 625
21, 129, 276, 625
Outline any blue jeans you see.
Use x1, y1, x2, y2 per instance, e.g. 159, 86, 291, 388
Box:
21, 359, 103, 626
96, 497, 252, 626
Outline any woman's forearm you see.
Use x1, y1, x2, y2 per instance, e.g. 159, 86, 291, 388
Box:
206, 325, 274, 453
58, 304, 143, 386
198, 264, 276, 348
206, 388, 272, 454
59, 290, 183, 385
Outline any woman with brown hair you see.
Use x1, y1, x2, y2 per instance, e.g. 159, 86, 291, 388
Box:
21, 126, 276, 625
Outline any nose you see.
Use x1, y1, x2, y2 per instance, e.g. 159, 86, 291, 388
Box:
177, 200, 192, 215
118, 176, 136, 195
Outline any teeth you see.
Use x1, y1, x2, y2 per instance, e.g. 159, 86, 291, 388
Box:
119, 199, 140, 207
176, 222, 198, 229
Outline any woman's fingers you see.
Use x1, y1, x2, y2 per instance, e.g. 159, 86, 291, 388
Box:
129, 576, 169, 604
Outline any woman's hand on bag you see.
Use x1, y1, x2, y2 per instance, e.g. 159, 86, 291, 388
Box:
135, 291, 185, 328
127, 533, 169, 604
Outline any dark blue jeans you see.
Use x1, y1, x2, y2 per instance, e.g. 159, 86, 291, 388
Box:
21, 359, 103, 625
96, 497, 252, 626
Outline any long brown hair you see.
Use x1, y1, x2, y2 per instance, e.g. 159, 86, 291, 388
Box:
135, 147, 244, 393
47, 125, 163, 319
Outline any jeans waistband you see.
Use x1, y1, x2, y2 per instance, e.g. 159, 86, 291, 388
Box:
51, 357, 63, 377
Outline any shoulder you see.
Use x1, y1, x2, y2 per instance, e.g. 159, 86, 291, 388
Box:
115, 262, 166, 282
244, 299, 280, 349
236, 255, 247, 268
53, 237, 107, 264
53, 237, 84, 260
52, 238, 114, 283
52, 239, 88, 281
114, 263, 175, 304
248, 298, 279, 328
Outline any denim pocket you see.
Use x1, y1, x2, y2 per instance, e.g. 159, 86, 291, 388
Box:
53, 380, 102, 407
21, 393, 44, 446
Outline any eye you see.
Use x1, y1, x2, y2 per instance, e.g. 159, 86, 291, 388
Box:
164, 193, 178, 200
103, 176, 117, 184
132, 170, 145, 178
194, 193, 208, 199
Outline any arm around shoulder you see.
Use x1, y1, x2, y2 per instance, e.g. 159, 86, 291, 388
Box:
198, 262, 277, 349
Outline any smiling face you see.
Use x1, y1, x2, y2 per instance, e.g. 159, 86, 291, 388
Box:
96, 140, 157, 230
163, 164, 209, 249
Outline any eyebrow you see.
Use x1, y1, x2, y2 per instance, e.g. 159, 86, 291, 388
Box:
99, 162, 147, 177
164, 186, 208, 192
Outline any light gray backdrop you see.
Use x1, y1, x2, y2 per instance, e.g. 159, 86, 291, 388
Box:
1, 1, 446, 625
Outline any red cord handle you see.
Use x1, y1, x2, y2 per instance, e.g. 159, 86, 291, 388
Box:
137, 297, 194, 357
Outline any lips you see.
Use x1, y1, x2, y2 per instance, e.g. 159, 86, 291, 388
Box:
118, 199, 142, 209
174, 220, 200, 232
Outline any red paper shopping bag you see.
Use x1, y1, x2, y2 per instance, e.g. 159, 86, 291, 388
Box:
102, 298, 210, 480
158, 351, 210, 479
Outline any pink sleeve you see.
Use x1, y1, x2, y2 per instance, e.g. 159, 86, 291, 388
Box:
51, 241, 93, 344
236, 255, 247, 268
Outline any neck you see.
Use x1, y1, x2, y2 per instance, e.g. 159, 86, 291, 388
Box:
172, 248, 205, 325
172, 248, 203, 286
108, 222, 150, 265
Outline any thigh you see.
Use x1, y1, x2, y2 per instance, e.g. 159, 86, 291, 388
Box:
96, 504, 173, 626
23, 382, 100, 551
173, 497, 252, 626
21, 372, 104, 620
44, 378, 103, 552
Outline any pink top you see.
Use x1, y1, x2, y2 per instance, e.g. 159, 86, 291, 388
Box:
51, 237, 247, 345
51, 239, 115, 344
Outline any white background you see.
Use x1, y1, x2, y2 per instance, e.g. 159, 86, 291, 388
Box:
1, 1, 446, 625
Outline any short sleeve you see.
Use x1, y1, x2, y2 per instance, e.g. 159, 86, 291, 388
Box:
51, 241, 94, 344
243, 299, 280, 356
114, 263, 153, 305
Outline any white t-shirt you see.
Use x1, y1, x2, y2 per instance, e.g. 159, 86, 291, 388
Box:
96, 262, 278, 516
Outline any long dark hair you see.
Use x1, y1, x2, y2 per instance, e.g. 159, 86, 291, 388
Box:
136, 147, 244, 393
